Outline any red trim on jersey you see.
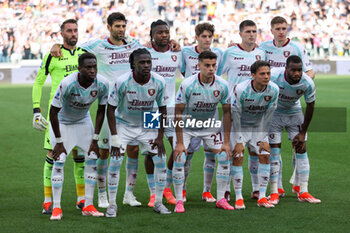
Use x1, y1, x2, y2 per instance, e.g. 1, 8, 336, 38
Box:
198, 73, 215, 86
273, 38, 290, 47
237, 44, 256, 52
195, 46, 200, 54
152, 43, 170, 52
107, 38, 127, 45
133, 71, 151, 85
251, 80, 267, 92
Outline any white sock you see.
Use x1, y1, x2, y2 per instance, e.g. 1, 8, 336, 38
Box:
296, 152, 310, 194
216, 152, 230, 200
231, 165, 243, 201
258, 163, 270, 199
96, 158, 108, 195
248, 155, 259, 192
173, 152, 186, 202
107, 156, 123, 205
165, 168, 172, 189
203, 151, 215, 193
146, 174, 155, 196
270, 148, 281, 194
84, 158, 97, 207
183, 153, 193, 191
152, 154, 167, 203
52, 161, 65, 209
125, 157, 138, 194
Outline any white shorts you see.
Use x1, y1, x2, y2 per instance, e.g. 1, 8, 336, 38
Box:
49, 119, 94, 163
230, 126, 267, 155
268, 112, 307, 144
176, 130, 223, 151
117, 124, 159, 155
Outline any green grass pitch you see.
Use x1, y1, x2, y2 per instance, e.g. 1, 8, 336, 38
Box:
1, 75, 349, 233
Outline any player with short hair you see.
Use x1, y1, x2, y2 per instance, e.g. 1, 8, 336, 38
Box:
231, 60, 279, 208
172, 22, 223, 203
49, 53, 109, 220
217, 20, 266, 200
259, 16, 315, 196
173, 51, 232, 212
106, 48, 171, 217
32, 19, 87, 214
268, 55, 321, 205
140, 20, 182, 207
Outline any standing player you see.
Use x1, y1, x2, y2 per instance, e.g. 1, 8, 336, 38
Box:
173, 51, 232, 212
217, 20, 266, 200
49, 53, 108, 220
259, 16, 315, 196
268, 55, 321, 204
51, 13, 180, 208
32, 19, 86, 214
170, 22, 223, 203
231, 60, 279, 208
144, 20, 182, 207
106, 48, 170, 217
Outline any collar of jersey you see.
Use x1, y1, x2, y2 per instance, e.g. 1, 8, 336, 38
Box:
251, 80, 267, 93
132, 71, 151, 85
198, 73, 215, 86
61, 45, 77, 56
273, 38, 290, 47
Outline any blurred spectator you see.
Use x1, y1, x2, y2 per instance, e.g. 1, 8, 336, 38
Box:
0, 0, 349, 63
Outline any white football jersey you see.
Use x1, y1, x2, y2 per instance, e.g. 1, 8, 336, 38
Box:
147, 46, 182, 106
181, 46, 223, 78
232, 79, 279, 128
81, 38, 142, 86
217, 45, 266, 91
259, 39, 312, 72
51, 72, 109, 124
176, 74, 230, 129
108, 71, 166, 127
270, 67, 316, 115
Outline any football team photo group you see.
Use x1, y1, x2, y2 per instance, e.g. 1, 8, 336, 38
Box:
30, 11, 323, 222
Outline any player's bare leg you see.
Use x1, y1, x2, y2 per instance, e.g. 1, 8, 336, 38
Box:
123, 145, 141, 207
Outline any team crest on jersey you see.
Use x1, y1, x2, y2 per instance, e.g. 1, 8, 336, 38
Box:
283, 51, 290, 57
264, 95, 272, 101
256, 55, 261, 60
148, 89, 155, 96
213, 90, 220, 97
171, 55, 177, 62
296, 89, 304, 95
90, 90, 98, 97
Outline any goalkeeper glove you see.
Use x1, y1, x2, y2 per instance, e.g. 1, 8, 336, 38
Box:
33, 108, 48, 131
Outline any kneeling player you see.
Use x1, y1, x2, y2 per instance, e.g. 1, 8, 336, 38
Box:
268, 55, 321, 204
49, 53, 108, 220
173, 51, 232, 213
231, 60, 279, 208
106, 49, 171, 217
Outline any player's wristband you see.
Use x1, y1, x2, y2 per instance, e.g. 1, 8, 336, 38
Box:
93, 134, 99, 141
111, 135, 121, 148
33, 108, 41, 114
56, 137, 63, 143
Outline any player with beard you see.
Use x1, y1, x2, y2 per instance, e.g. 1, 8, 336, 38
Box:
32, 19, 87, 214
